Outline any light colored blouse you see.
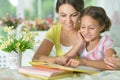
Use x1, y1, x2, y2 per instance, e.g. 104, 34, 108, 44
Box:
79, 35, 114, 60
45, 23, 72, 56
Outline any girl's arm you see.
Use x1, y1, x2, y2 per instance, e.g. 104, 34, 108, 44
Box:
65, 48, 116, 70
64, 42, 84, 58
83, 48, 116, 70
64, 30, 85, 58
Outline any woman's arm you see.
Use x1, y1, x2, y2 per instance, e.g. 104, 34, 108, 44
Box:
104, 50, 120, 70
32, 39, 69, 64
32, 39, 55, 63
104, 57, 120, 70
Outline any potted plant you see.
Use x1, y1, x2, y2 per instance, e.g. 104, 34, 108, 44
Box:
0, 26, 38, 69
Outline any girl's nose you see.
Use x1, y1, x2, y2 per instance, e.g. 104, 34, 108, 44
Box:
84, 28, 89, 34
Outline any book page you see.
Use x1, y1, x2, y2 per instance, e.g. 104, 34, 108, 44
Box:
29, 61, 100, 74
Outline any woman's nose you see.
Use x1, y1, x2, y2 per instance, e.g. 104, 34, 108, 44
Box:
66, 16, 72, 23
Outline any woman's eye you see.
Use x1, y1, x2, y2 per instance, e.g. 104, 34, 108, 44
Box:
72, 13, 78, 17
61, 14, 66, 17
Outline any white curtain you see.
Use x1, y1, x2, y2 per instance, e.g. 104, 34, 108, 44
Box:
95, 0, 120, 47
16, 0, 24, 19
96, 0, 120, 26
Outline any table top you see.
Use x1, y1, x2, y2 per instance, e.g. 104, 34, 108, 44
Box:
0, 68, 39, 80
0, 68, 120, 80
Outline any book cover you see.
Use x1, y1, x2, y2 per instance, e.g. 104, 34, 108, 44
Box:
19, 66, 72, 79
29, 61, 100, 75
21, 71, 73, 80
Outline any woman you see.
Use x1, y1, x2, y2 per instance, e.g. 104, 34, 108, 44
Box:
32, 0, 84, 65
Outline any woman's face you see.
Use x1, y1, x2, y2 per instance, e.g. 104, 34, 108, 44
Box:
80, 15, 104, 42
58, 4, 79, 30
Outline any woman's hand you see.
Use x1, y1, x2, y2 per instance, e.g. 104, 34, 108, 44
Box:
55, 56, 70, 65
65, 58, 80, 67
65, 58, 85, 67
104, 57, 120, 70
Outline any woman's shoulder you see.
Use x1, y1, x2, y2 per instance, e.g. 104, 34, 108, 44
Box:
51, 22, 61, 28
49, 22, 62, 32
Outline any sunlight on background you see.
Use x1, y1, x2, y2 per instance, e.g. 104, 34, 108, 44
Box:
9, 0, 18, 6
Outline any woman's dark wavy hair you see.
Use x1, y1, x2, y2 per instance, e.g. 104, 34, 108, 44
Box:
80, 6, 111, 33
56, 0, 84, 13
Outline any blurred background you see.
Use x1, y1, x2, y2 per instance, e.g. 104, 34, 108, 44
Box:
0, 0, 120, 22
0, 0, 120, 52
0, 0, 120, 29
0, 0, 120, 66
1, 0, 119, 43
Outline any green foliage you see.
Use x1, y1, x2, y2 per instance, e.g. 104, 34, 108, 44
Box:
41, 0, 54, 19
84, 0, 96, 7
2, 38, 33, 53
0, 0, 16, 18
0, 26, 38, 53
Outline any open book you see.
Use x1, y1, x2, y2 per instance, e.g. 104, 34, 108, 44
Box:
29, 61, 100, 75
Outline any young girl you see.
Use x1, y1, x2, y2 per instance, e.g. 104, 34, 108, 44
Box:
65, 6, 116, 70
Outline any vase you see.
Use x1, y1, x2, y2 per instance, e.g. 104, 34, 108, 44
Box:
9, 51, 22, 69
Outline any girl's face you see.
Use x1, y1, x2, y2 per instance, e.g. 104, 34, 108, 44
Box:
80, 15, 104, 42
58, 4, 79, 30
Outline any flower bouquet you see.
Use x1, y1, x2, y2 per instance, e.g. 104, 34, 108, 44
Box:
1, 13, 23, 29
0, 26, 38, 69
0, 26, 38, 53
22, 18, 53, 31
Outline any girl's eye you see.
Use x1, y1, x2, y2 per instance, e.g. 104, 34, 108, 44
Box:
89, 26, 96, 29
89, 28, 95, 29
80, 26, 85, 29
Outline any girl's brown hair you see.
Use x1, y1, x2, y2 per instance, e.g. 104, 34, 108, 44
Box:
80, 6, 111, 33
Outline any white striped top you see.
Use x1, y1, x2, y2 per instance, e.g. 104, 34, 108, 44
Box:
79, 35, 114, 60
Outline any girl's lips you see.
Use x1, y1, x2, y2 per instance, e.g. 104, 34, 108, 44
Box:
83, 35, 91, 39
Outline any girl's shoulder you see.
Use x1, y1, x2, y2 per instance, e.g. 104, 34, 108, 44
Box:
100, 35, 113, 45
98, 35, 113, 50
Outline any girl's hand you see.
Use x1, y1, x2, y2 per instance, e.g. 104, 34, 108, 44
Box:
77, 30, 85, 45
